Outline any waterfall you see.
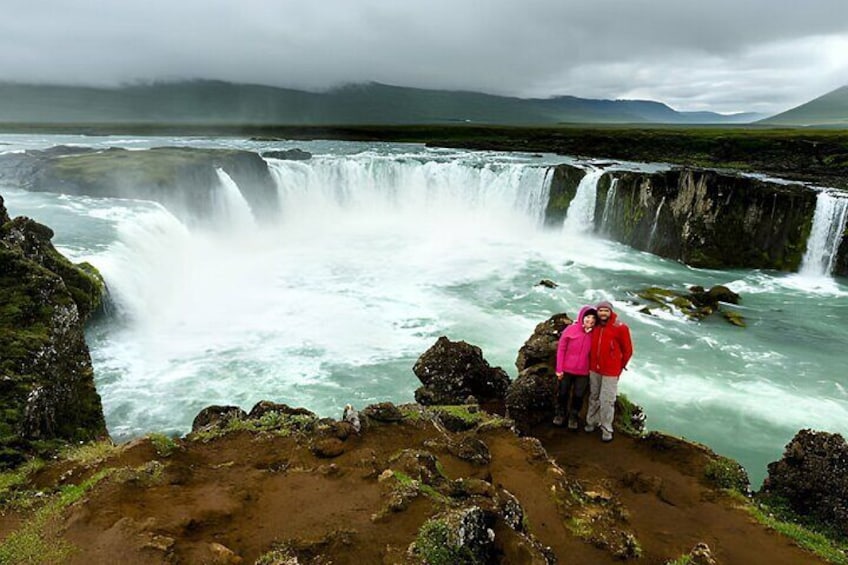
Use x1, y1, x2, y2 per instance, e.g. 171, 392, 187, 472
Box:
600, 177, 619, 234
214, 168, 255, 229
800, 190, 848, 277
562, 168, 604, 235
648, 196, 666, 251
266, 156, 553, 227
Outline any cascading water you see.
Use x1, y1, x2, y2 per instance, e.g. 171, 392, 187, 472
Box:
599, 177, 619, 234
648, 196, 666, 251
214, 168, 255, 229
799, 190, 848, 277
562, 168, 604, 234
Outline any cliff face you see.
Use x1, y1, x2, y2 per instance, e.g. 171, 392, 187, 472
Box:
543, 164, 588, 226
594, 169, 818, 271
0, 147, 279, 222
0, 195, 107, 468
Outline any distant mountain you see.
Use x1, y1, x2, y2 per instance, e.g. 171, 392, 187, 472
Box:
0, 80, 758, 126
760, 86, 848, 126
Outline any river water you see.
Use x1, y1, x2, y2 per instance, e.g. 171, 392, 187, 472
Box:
2, 134, 846, 485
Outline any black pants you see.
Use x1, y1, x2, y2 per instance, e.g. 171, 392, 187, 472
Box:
556, 373, 589, 418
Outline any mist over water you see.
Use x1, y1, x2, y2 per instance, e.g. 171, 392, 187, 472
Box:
3, 135, 847, 486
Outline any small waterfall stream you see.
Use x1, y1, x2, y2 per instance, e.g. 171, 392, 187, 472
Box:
799, 190, 848, 277
599, 177, 619, 234
648, 196, 666, 251
562, 168, 604, 234
214, 168, 255, 229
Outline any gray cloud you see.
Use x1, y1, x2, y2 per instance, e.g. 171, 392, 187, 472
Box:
1, 0, 846, 113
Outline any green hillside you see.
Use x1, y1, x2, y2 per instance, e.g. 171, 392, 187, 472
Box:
761, 86, 848, 126
0, 80, 759, 125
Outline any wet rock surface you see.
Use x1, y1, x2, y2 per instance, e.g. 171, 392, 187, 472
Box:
637, 284, 745, 326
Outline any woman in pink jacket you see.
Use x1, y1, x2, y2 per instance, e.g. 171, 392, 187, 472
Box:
554, 306, 597, 430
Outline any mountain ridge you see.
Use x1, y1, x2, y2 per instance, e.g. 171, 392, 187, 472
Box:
0, 80, 765, 125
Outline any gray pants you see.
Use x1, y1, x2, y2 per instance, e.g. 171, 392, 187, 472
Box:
586, 372, 619, 434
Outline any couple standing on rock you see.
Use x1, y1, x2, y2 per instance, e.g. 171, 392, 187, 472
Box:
554, 301, 633, 442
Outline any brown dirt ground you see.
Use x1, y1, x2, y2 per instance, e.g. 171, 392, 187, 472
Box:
0, 414, 830, 565
535, 422, 826, 564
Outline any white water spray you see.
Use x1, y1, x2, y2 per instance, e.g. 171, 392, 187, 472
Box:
800, 190, 848, 277
562, 168, 604, 234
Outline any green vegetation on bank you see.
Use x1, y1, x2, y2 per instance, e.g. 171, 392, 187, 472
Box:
726, 491, 848, 565
0, 468, 113, 564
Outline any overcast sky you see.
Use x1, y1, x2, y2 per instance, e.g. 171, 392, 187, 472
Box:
2, 0, 846, 114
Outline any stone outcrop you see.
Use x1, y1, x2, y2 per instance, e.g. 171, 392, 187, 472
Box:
0, 195, 107, 468
0, 146, 279, 222
594, 168, 818, 271
262, 148, 312, 160
543, 164, 587, 226
412, 337, 510, 405
761, 429, 848, 535
507, 314, 572, 433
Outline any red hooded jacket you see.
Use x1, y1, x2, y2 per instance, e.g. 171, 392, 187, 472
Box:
590, 311, 633, 377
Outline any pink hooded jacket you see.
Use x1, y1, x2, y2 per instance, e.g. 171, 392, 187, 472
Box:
555, 306, 594, 376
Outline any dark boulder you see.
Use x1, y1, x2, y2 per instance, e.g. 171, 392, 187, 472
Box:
448, 437, 492, 466
506, 314, 573, 433
413, 337, 510, 406
504, 366, 556, 435
310, 437, 346, 459
191, 406, 247, 432
0, 195, 9, 224
262, 148, 312, 161
247, 400, 315, 420
515, 314, 572, 372
361, 402, 404, 423
761, 429, 848, 535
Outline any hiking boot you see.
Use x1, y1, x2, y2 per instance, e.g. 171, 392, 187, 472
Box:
552, 415, 564, 426
567, 416, 579, 430
584, 424, 596, 433
601, 430, 613, 442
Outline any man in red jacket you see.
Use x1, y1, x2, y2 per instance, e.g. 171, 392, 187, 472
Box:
585, 300, 633, 442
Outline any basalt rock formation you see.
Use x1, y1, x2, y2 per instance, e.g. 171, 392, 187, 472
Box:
0, 146, 279, 222
0, 195, 107, 468
594, 168, 818, 272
